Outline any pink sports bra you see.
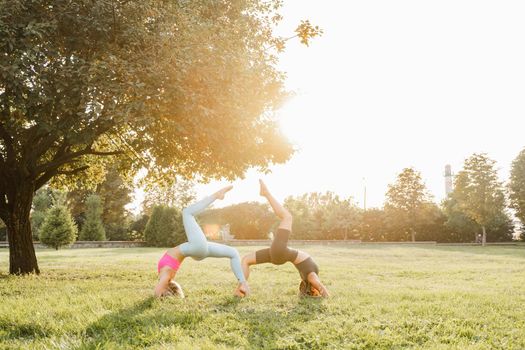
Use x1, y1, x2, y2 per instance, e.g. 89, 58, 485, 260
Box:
157, 252, 181, 273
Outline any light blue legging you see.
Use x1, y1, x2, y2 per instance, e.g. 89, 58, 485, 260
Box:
179, 196, 246, 283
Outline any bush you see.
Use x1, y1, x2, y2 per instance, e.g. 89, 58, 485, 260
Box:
128, 214, 149, 241
79, 194, 106, 241
105, 222, 130, 241
144, 206, 185, 247
39, 204, 78, 250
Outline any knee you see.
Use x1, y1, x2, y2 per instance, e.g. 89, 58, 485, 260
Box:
231, 249, 241, 260
190, 243, 208, 260
182, 207, 191, 217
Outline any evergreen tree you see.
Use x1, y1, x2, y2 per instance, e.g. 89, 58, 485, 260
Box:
79, 195, 106, 241
31, 189, 52, 240
144, 206, 185, 247
39, 204, 78, 250
454, 153, 509, 245
31, 187, 64, 240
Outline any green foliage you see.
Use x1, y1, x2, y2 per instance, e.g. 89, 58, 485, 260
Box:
79, 194, 106, 241
129, 214, 149, 241
442, 194, 514, 243
142, 177, 196, 216
97, 166, 132, 239
0, 0, 304, 194
39, 204, 78, 250
0, 0, 320, 273
31, 187, 65, 240
284, 192, 362, 239
31, 189, 52, 240
67, 166, 132, 240
384, 168, 433, 241
144, 206, 184, 247
202, 202, 276, 239
454, 154, 507, 243
104, 222, 130, 241
509, 148, 525, 226
358, 208, 387, 241
1, 246, 525, 349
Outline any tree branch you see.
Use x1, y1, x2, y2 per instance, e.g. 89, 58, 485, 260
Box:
57, 165, 90, 175
34, 146, 123, 189
87, 150, 123, 156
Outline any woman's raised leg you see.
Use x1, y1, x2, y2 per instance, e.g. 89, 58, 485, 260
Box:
260, 180, 292, 231
179, 186, 233, 259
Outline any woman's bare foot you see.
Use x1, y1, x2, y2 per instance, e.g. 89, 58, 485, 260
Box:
259, 179, 270, 197
214, 185, 233, 200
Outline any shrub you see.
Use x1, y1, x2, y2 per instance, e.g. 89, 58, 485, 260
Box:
79, 195, 106, 241
39, 205, 78, 250
144, 206, 185, 247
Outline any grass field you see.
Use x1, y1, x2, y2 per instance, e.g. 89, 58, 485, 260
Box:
1, 245, 524, 349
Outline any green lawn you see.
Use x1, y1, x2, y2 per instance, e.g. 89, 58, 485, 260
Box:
1, 245, 524, 349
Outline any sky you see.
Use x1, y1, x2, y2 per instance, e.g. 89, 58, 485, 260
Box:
133, 0, 525, 212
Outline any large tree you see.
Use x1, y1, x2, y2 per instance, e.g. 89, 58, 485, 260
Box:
142, 176, 196, 216
384, 168, 432, 241
509, 148, 525, 230
454, 153, 507, 245
0, 0, 321, 274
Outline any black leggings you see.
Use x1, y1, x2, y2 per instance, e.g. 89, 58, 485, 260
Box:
255, 229, 298, 265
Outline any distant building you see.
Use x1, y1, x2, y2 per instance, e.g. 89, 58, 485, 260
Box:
444, 164, 453, 195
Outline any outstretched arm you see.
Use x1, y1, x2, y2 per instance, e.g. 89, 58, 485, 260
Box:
307, 272, 330, 297
155, 270, 173, 297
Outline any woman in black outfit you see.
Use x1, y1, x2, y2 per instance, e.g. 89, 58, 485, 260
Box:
240, 180, 329, 297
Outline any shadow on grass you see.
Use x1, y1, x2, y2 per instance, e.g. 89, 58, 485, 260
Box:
79, 297, 205, 349
215, 296, 328, 349
0, 319, 53, 341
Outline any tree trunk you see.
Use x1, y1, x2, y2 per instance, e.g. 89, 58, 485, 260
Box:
482, 226, 486, 247
2, 185, 39, 274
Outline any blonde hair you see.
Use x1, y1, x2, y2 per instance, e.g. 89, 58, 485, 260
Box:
166, 280, 185, 298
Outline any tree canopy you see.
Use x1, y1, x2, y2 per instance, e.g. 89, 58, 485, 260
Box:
384, 167, 432, 241
454, 153, 507, 244
509, 148, 525, 228
0, 0, 321, 274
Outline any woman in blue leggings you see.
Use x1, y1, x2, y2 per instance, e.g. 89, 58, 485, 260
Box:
155, 186, 250, 297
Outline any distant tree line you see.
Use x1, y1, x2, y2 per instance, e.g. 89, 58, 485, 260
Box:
8, 150, 524, 249
200, 152, 524, 243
